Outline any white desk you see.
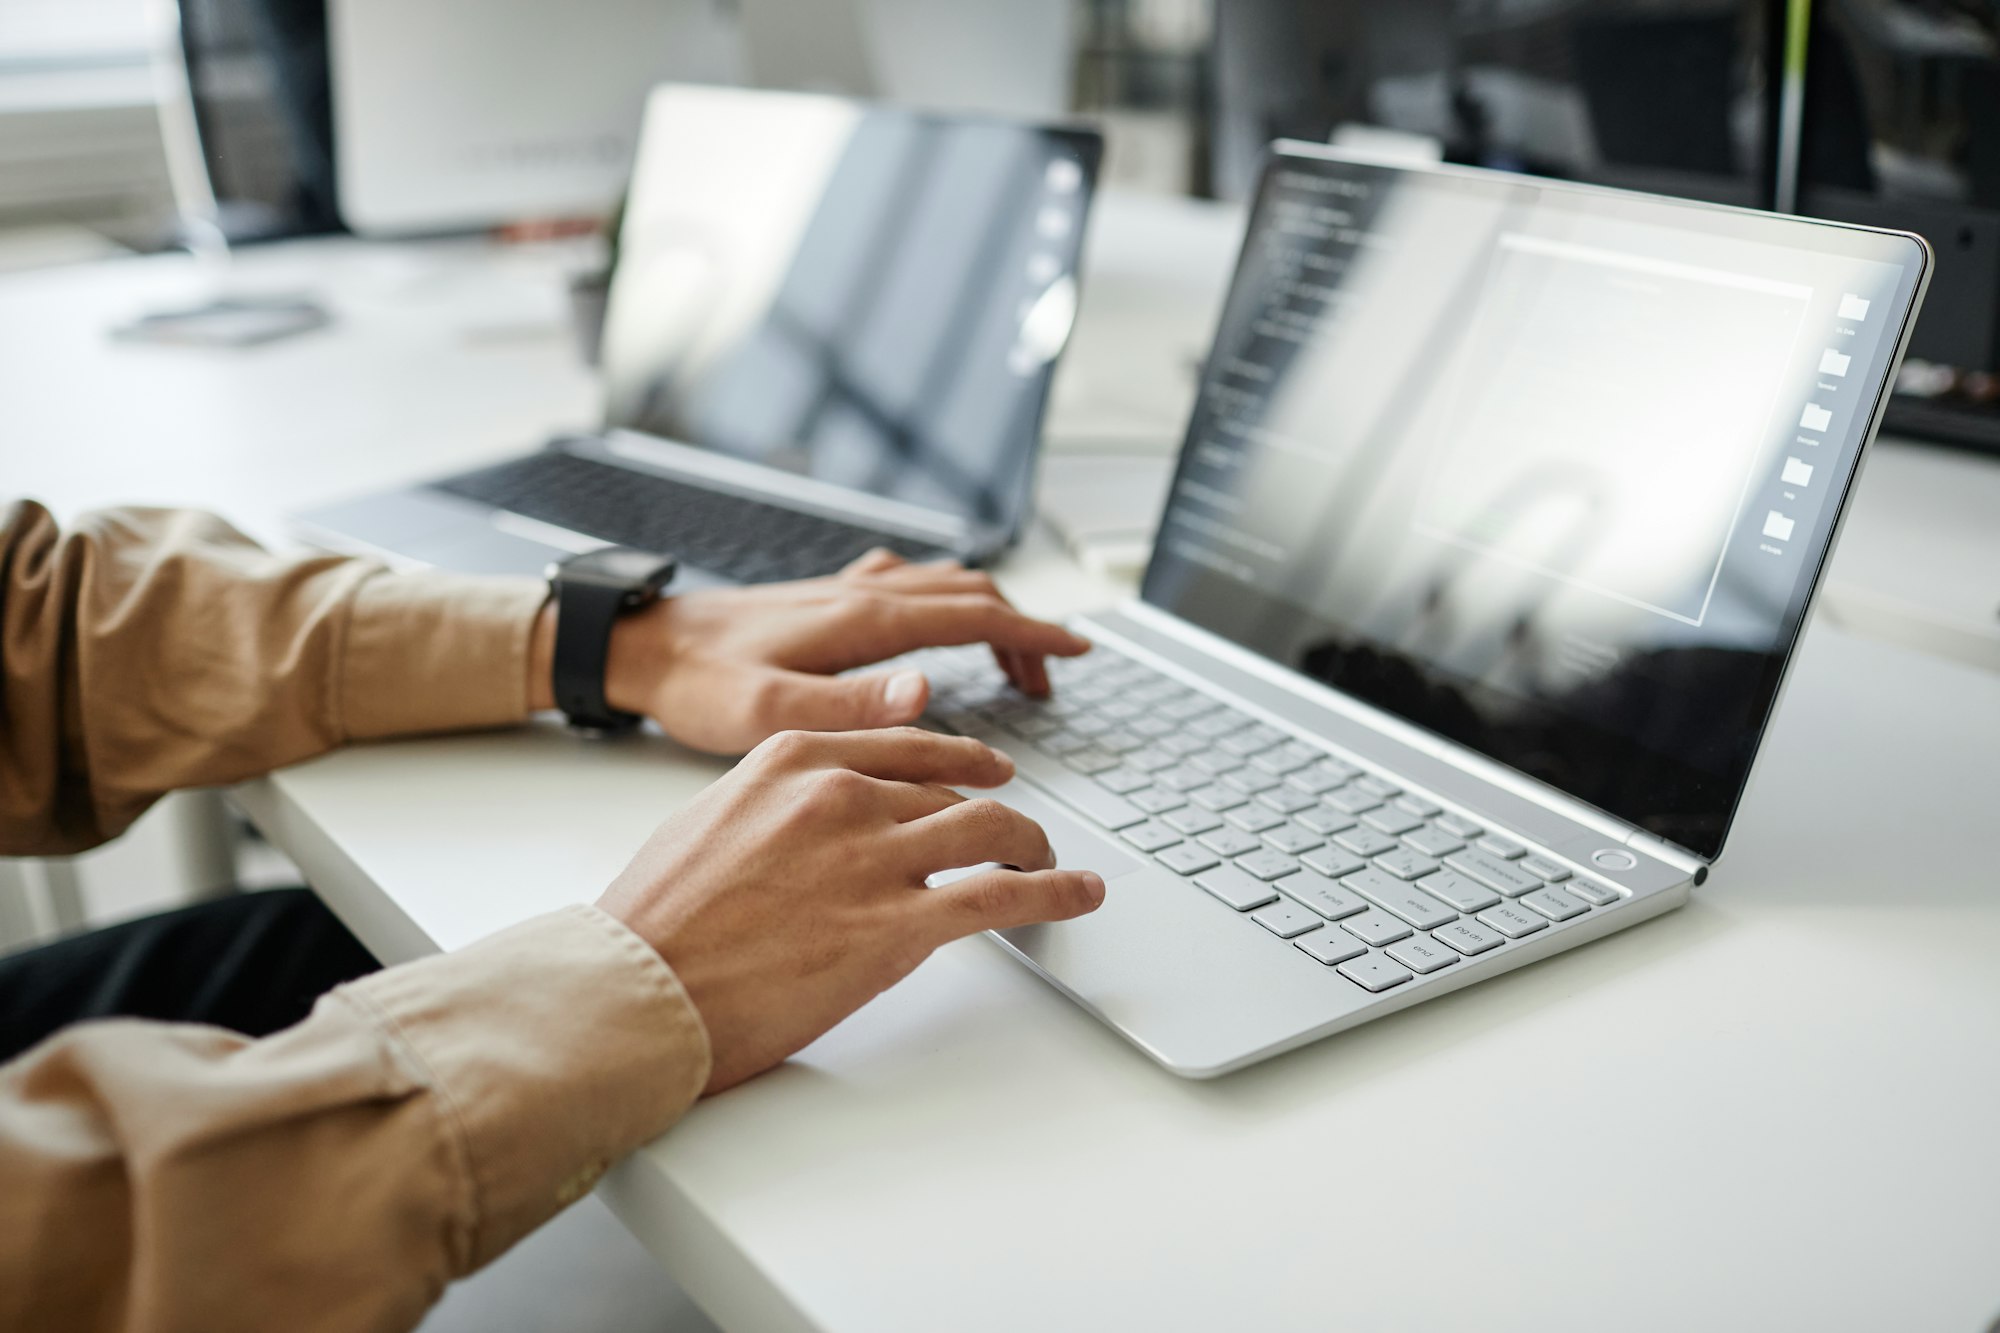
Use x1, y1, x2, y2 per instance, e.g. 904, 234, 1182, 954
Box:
7, 205, 2000, 1331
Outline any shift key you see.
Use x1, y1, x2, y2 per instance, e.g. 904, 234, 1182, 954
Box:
1341, 867, 1457, 930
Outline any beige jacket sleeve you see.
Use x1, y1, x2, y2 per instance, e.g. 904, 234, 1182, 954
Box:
0, 501, 714, 1332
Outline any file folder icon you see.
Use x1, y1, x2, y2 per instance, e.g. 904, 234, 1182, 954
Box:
1782, 456, 1814, 487
1838, 293, 1871, 321
1819, 349, 1851, 376
1763, 511, 1796, 542
1799, 403, 1832, 432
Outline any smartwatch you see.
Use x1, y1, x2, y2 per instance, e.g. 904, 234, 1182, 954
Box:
546, 546, 677, 733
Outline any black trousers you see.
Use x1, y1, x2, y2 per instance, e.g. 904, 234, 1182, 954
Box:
0, 888, 380, 1065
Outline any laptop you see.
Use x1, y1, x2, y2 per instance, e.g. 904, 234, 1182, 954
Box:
906, 144, 1931, 1077
297, 85, 1102, 585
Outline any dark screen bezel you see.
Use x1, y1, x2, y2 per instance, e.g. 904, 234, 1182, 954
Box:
1140, 144, 1930, 862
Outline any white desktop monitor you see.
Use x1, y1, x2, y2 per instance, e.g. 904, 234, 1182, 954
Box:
327, 0, 739, 235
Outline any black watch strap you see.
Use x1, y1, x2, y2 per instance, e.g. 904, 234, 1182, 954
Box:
549, 547, 676, 733
552, 579, 641, 731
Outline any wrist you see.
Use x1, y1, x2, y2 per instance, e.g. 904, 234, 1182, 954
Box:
602, 600, 667, 717
528, 601, 557, 713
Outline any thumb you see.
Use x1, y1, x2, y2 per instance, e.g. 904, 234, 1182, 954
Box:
752, 666, 931, 734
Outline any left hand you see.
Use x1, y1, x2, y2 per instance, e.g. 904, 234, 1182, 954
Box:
530, 549, 1091, 754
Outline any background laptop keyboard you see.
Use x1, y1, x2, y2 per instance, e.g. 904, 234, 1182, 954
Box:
910, 641, 1628, 997
432, 449, 951, 583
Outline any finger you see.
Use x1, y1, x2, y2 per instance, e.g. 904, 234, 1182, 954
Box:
859, 775, 968, 823
759, 725, 1014, 787
746, 665, 933, 735
883, 595, 1093, 659
900, 796, 1058, 876
923, 866, 1107, 938
842, 547, 905, 576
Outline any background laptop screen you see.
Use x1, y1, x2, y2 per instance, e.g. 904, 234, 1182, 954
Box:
599, 85, 1099, 539
1142, 150, 1926, 860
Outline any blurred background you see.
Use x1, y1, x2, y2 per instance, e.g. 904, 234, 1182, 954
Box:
4, 0, 1998, 446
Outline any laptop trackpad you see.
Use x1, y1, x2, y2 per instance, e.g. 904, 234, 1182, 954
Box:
927, 780, 1148, 887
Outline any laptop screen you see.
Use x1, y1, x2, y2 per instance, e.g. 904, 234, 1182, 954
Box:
598, 85, 1100, 541
1141, 148, 1928, 860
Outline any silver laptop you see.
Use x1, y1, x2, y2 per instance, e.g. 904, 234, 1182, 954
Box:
907, 144, 1931, 1077
298, 85, 1101, 585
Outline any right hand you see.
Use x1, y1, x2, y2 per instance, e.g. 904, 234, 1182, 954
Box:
595, 727, 1107, 1093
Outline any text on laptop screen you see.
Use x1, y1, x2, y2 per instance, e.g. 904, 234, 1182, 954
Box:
599, 86, 1099, 539
1142, 151, 1926, 859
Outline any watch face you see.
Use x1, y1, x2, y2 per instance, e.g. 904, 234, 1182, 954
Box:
566, 546, 674, 590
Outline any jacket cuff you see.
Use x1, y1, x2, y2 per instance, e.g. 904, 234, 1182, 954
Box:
338, 571, 548, 741
334, 904, 711, 1269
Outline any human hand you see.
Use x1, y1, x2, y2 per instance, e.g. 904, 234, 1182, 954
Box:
595, 727, 1106, 1093
531, 550, 1091, 754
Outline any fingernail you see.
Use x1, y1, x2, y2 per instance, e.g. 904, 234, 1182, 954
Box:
882, 669, 926, 714
1080, 871, 1106, 905
988, 745, 1016, 775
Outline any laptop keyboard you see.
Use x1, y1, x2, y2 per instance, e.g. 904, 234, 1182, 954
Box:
911, 640, 1628, 997
431, 449, 951, 583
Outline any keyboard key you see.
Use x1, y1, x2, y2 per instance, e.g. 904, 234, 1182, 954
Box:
1162, 695, 1217, 722
1297, 931, 1367, 966
1163, 808, 1224, 836
1251, 743, 1318, 776
1120, 821, 1183, 854
1194, 865, 1280, 911
1301, 846, 1367, 879
1037, 731, 1094, 757
1446, 850, 1542, 898
1004, 714, 1064, 740
1354, 774, 1401, 799
1337, 954, 1413, 992
1296, 806, 1358, 837
1386, 935, 1459, 974
1402, 825, 1465, 858
1521, 886, 1589, 921
1132, 680, 1184, 705
1263, 823, 1324, 855
1189, 711, 1244, 739
1393, 794, 1443, 818
1129, 715, 1178, 739
1063, 747, 1121, 776
1277, 870, 1368, 920
1325, 787, 1383, 815
1125, 747, 1179, 773
1255, 787, 1318, 815
1417, 869, 1500, 914
1225, 804, 1287, 834
1096, 699, 1144, 721
1199, 827, 1263, 858
1250, 901, 1323, 939
1160, 732, 1210, 756
1066, 715, 1113, 738
1220, 729, 1282, 758
1095, 729, 1147, 754
1304, 757, 1361, 785
1433, 919, 1505, 956
1476, 834, 1527, 860
1157, 843, 1222, 876
1156, 765, 1209, 792
1285, 766, 1348, 796
1361, 807, 1425, 836
1477, 903, 1549, 939
1095, 766, 1151, 794
1235, 848, 1301, 881
1130, 786, 1186, 815
1342, 869, 1456, 929
1520, 855, 1571, 882
1334, 827, 1400, 858
1567, 878, 1621, 907
1372, 847, 1441, 881
1190, 751, 1245, 777
1340, 909, 1412, 947
1222, 768, 1282, 795
1189, 783, 1249, 812
1435, 812, 1483, 839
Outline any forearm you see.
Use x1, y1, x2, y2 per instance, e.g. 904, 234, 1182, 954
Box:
0, 904, 710, 1333
0, 500, 548, 855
